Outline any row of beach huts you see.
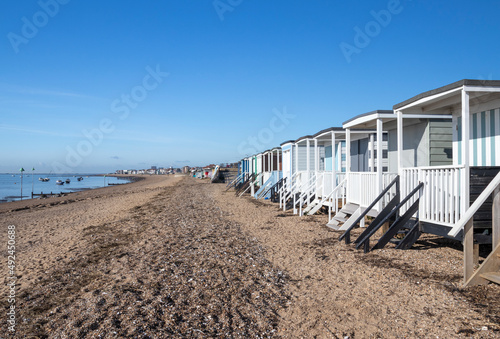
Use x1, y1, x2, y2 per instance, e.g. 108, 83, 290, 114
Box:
226, 79, 500, 287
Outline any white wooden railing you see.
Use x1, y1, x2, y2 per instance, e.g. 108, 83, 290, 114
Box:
296, 171, 310, 193
311, 171, 347, 199
280, 171, 348, 212
327, 178, 347, 220
315, 171, 328, 198
347, 172, 398, 210
226, 172, 245, 189
238, 172, 262, 197
298, 173, 318, 215
294, 171, 314, 214
280, 172, 301, 210
278, 177, 288, 209
262, 171, 271, 186
255, 171, 280, 199
279, 173, 295, 209
401, 165, 464, 226
337, 173, 346, 185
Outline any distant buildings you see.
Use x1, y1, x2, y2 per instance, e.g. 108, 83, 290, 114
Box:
115, 164, 223, 176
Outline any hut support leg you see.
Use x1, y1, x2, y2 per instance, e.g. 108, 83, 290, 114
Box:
473, 244, 480, 267
463, 219, 474, 284
493, 187, 500, 250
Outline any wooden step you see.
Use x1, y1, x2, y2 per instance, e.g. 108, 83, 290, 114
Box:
327, 217, 342, 226
326, 216, 347, 229
303, 199, 320, 213
326, 214, 350, 230
342, 203, 359, 214
326, 204, 361, 231
334, 211, 347, 219
479, 272, 500, 285
325, 222, 341, 231
322, 201, 334, 207
307, 201, 323, 215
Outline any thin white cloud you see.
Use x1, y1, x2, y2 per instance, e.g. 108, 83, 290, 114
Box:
0, 124, 80, 138
105, 134, 176, 144
0, 83, 105, 101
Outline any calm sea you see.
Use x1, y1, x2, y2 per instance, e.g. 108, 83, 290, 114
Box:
0, 174, 132, 202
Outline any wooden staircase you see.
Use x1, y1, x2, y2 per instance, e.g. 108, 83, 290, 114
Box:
302, 198, 321, 215
326, 203, 359, 230
304, 177, 348, 217
269, 178, 284, 203
354, 182, 423, 253
285, 193, 301, 210
234, 173, 255, 196
338, 176, 400, 244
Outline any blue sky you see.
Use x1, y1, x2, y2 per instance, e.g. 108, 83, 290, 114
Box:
1, 0, 499, 173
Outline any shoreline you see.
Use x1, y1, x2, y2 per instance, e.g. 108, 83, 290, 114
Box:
0, 175, 148, 212
0, 175, 146, 208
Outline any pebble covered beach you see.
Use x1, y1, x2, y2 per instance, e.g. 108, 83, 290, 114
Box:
1, 175, 499, 337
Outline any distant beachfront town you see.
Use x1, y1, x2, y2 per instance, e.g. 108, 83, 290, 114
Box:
115, 163, 237, 176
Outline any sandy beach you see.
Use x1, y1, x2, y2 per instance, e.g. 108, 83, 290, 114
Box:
1, 176, 499, 338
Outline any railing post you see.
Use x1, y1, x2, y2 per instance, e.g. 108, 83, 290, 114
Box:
306, 139, 310, 183
376, 119, 383, 212
396, 175, 400, 219
331, 131, 336, 196
346, 129, 351, 203
462, 89, 472, 285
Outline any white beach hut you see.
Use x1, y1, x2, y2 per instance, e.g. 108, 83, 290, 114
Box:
279, 126, 378, 218
393, 79, 500, 286
291, 128, 349, 217
323, 111, 396, 231
254, 147, 283, 199
336, 110, 455, 247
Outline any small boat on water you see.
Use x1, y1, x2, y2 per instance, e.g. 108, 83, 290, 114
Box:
38, 177, 50, 182
65, 179, 71, 184
56, 180, 64, 185
77, 177, 83, 181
